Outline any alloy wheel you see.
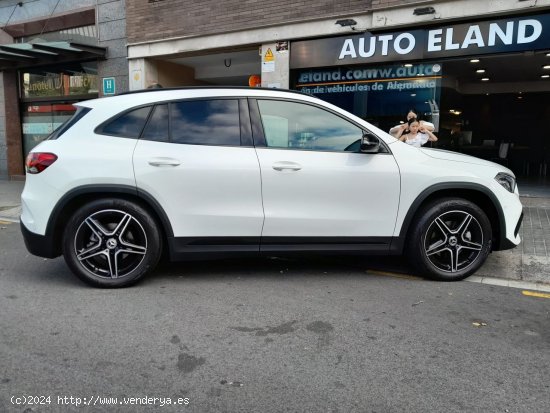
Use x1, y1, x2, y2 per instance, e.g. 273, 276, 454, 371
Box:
73, 209, 148, 279
423, 210, 484, 273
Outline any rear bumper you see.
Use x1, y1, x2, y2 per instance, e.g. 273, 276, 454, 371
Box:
20, 221, 61, 258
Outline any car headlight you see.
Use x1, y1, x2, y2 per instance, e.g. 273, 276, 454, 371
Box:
495, 172, 516, 193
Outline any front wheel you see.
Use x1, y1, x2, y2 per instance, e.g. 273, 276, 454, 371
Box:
407, 198, 492, 281
62, 199, 162, 288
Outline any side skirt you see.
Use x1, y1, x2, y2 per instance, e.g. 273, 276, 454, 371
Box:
168, 236, 402, 261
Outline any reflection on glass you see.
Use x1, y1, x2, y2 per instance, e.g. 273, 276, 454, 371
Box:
21, 62, 98, 98
258, 100, 362, 151
22, 103, 76, 157
171, 100, 240, 146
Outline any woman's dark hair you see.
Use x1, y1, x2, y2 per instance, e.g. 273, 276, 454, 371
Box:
407, 108, 418, 116
408, 117, 420, 126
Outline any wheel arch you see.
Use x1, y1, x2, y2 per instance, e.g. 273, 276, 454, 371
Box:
392, 183, 505, 254
45, 185, 173, 257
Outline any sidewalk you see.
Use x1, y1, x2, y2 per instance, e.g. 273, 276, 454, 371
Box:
0, 179, 23, 222
1, 178, 549, 286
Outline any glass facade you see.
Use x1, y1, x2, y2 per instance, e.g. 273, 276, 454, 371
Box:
293, 62, 442, 134
19, 62, 99, 157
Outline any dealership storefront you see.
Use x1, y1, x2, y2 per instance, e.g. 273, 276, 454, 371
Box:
288, 13, 550, 178
127, 5, 550, 182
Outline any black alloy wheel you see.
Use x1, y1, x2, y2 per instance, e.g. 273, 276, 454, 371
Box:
63, 199, 161, 287
408, 198, 492, 281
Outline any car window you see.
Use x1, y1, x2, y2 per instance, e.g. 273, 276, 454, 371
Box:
257, 100, 363, 151
171, 99, 240, 146
100, 106, 151, 138
142, 104, 169, 142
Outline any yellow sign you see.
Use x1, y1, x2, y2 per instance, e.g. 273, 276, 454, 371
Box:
264, 48, 274, 62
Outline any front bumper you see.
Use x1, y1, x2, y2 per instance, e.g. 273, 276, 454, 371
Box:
20, 221, 61, 259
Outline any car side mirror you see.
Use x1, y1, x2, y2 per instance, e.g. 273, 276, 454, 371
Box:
360, 132, 380, 153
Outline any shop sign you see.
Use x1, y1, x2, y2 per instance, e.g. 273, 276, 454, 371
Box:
103, 77, 116, 95
22, 71, 98, 98
291, 13, 550, 68
262, 48, 275, 73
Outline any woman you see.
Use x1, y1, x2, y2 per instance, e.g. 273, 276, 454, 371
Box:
389, 108, 434, 139
397, 118, 438, 148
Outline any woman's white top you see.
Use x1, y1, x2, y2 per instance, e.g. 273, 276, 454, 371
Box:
389, 120, 435, 138
403, 133, 429, 148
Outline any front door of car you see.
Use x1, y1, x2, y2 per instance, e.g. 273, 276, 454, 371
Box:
132, 99, 264, 251
251, 98, 400, 252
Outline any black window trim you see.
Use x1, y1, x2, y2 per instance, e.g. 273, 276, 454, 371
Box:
139, 103, 169, 143
249, 97, 392, 155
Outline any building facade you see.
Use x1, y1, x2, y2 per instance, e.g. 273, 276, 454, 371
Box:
126, 0, 550, 179
0, 0, 127, 179
3, 0, 550, 180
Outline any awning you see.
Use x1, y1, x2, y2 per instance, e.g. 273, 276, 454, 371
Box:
0, 41, 106, 71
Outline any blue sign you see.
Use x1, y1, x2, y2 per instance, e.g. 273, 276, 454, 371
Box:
102, 77, 116, 95
291, 13, 550, 68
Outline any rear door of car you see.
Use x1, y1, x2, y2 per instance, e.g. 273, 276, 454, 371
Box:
132, 97, 264, 255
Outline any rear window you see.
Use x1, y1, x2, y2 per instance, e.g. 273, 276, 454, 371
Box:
47, 107, 91, 140
97, 106, 152, 139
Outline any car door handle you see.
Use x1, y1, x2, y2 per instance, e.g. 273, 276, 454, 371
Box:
272, 161, 302, 172
148, 157, 181, 167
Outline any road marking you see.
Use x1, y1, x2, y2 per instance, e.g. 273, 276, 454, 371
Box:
0, 217, 18, 223
0, 220, 12, 225
367, 270, 421, 281
522, 290, 550, 299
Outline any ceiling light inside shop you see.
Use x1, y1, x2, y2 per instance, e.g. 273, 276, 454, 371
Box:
476, 69, 486, 73
481, 78, 490, 81
542, 75, 550, 78
410, 93, 416, 96
470, 59, 480, 63
404, 63, 413, 67
544, 65, 550, 69
417, 73, 425, 76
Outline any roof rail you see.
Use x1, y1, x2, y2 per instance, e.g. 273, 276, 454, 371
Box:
116, 86, 312, 97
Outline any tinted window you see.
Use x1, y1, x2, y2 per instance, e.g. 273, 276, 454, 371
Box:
257, 100, 363, 151
142, 104, 169, 142
100, 106, 151, 138
171, 100, 240, 146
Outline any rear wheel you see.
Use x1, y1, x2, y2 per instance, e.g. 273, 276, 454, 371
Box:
407, 198, 492, 281
62, 199, 161, 287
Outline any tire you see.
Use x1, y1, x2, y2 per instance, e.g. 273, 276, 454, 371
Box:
407, 198, 492, 281
62, 199, 162, 288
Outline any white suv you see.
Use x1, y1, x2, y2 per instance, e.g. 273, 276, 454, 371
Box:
21, 87, 522, 287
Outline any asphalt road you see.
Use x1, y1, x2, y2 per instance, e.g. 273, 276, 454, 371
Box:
0, 222, 549, 413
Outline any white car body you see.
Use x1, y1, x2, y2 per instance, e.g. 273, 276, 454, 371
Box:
20, 88, 522, 287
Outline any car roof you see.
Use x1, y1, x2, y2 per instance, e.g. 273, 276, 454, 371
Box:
78, 87, 323, 110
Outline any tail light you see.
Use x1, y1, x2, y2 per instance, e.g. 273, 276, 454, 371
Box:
25, 152, 58, 174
